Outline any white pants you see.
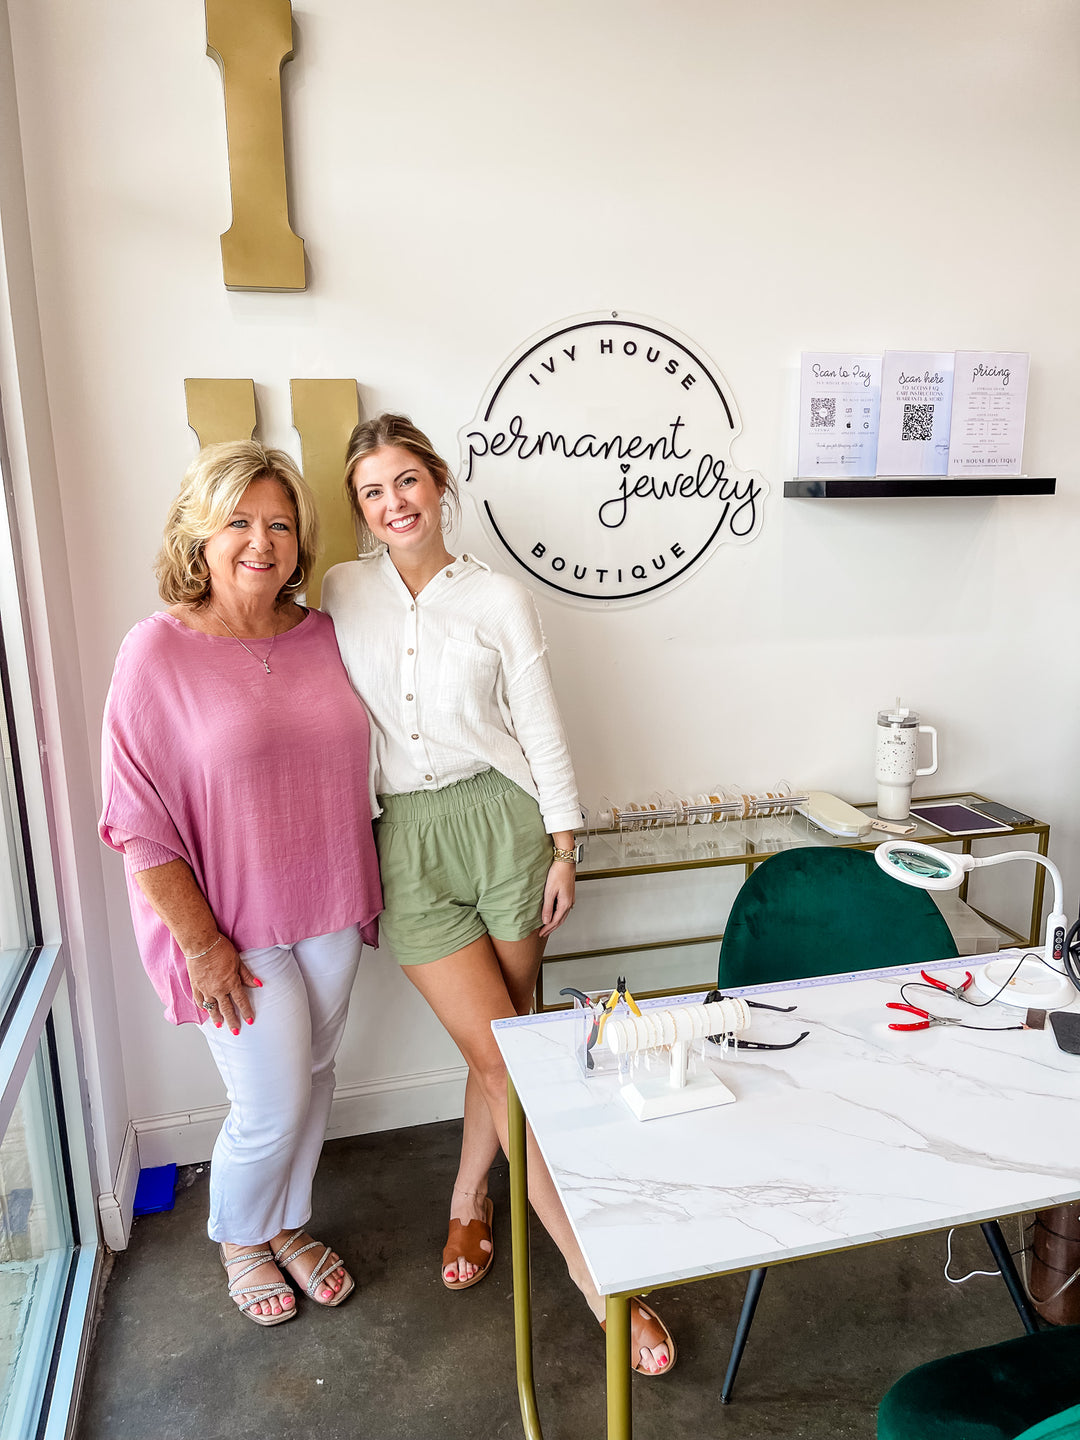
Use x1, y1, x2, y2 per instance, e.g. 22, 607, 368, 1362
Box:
200, 924, 362, 1244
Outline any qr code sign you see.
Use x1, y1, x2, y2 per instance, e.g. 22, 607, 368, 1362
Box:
811, 397, 835, 429
902, 403, 935, 442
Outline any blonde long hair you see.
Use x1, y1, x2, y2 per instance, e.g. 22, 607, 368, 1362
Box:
155, 441, 319, 606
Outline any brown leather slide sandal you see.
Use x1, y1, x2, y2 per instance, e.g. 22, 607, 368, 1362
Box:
441, 1197, 494, 1290
601, 1298, 677, 1376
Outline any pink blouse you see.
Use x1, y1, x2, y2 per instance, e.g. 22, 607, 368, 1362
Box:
100, 610, 382, 1025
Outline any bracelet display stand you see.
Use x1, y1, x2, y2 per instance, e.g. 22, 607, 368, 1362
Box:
603, 998, 749, 1121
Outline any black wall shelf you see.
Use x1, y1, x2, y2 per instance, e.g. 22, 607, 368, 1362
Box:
785, 477, 1056, 499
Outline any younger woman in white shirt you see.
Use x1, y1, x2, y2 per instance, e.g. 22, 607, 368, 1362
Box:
322, 413, 674, 1376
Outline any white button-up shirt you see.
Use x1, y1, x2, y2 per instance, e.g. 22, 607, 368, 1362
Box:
322, 550, 582, 835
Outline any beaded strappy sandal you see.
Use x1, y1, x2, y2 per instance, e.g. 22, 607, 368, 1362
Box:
219, 1243, 296, 1327
273, 1229, 355, 1307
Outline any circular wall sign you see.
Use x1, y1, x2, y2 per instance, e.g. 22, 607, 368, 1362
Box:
459, 311, 767, 604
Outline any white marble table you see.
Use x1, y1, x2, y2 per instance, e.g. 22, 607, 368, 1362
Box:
494, 955, 1080, 1439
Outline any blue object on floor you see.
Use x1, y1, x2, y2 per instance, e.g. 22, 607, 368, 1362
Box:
6, 1188, 33, 1234
133, 1164, 177, 1216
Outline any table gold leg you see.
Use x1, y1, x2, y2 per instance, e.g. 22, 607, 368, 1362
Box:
508, 1075, 543, 1439
606, 1293, 633, 1440
1032, 829, 1049, 948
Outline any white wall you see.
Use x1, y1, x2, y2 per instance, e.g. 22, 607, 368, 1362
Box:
7, 0, 1080, 1191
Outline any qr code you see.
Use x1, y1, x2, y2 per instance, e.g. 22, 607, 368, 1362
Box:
810, 397, 835, 429
902, 403, 935, 442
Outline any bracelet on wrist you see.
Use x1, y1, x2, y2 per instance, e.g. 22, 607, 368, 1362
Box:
551, 846, 576, 864
184, 933, 223, 961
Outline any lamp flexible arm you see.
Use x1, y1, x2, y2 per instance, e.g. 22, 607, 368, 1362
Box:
970, 850, 1067, 969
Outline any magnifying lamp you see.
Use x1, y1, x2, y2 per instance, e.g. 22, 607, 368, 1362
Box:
874, 840, 1074, 1009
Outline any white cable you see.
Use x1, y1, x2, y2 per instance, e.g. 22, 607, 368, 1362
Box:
943, 1218, 1080, 1303
943, 1227, 1000, 1285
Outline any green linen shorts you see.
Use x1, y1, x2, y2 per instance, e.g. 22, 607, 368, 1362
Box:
375, 769, 552, 966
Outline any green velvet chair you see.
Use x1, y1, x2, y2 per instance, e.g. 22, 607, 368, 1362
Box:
877, 1327, 1080, 1439
716, 846, 1040, 1402
717, 843, 958, 989
1021, 1409, 1080, 1440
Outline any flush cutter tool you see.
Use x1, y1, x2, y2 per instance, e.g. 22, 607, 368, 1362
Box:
919, 968, 974, 1001
596, 977, 641, 1045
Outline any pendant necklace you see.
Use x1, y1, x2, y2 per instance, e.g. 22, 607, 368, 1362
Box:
210, 605, 279, 675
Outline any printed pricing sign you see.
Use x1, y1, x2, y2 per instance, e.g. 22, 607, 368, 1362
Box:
947, 351, 1029, 476
460, 312, 766, 605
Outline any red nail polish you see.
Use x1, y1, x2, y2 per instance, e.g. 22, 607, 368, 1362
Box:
659, 1355, 668, 1367
231, 1027, 240, 1036
252, 978, 263, 987
245, 1017, 254, 1025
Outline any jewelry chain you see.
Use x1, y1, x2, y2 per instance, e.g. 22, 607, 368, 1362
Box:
210, 604, 279, 675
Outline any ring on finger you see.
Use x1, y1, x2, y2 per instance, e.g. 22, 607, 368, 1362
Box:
201, 998, 218, 1012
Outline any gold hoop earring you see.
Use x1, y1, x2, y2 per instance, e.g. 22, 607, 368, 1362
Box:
288, 565, 305, 590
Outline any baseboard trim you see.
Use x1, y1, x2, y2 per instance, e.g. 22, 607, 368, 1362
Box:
96, 1120, 140, 1251
130, 1062, 469, 1170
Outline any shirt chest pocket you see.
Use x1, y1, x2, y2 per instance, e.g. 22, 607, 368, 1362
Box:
436, 637, 501, 716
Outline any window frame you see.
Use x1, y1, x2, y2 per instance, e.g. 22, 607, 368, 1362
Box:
0, 441, 103, 1440
0, 4, 105, 1428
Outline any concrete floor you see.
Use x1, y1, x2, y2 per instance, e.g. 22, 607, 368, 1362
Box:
75, 1120, 1027, 1440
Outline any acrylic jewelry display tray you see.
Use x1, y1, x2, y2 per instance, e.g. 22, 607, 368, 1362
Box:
591, 782, 808, 833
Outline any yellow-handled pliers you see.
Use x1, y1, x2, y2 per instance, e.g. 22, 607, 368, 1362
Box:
596, 976, 641, 1045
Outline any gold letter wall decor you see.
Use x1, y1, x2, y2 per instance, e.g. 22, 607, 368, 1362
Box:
205, 0, 306, 291
289, 380, 360, 606
184, 378, 257, 445
184, 378, 360, 607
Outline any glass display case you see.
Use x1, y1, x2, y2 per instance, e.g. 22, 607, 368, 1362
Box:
536, 793, 1050, 1010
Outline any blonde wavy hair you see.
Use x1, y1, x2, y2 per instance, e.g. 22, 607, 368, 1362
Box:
155, 442, 319, 607
343, 413, 458, 555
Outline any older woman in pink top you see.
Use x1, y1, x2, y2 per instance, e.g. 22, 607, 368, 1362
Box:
100, 442, 382, 1328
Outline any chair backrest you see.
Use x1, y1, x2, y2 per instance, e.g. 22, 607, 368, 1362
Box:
718, 846, 959, 989
1016, 1406, 1080, 1440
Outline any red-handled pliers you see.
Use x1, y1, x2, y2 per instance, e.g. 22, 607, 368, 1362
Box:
886, 1002, 965, 1032
920, 969, 973, 1001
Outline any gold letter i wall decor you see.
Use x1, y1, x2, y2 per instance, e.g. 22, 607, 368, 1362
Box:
205, 0, 306, 291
